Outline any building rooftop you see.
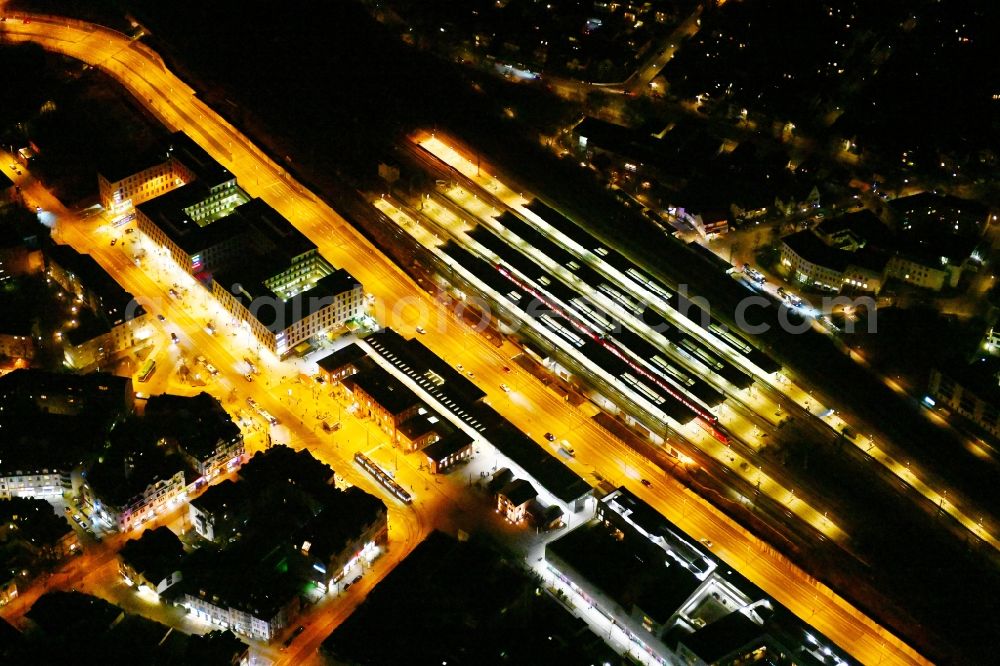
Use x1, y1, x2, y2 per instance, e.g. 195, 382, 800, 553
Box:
422, 430, 474, 462
97, 141, 171, 184
317, 343, 369, 375
364, 328, 487, 403
85, 433, 190, 509
499, 478, 538, 507
678, 609, 769, 664
119, 526, 185, 587
0, 497, 73, 546
547, 521, 700, 624
781, 230, 852, 272
165, 132, 234, 188
322, 530, 618, 666
292, 486, 386, 564
345, 366, 422, 417
26, 591, 123, 635
889, 192, 990, 238
170, 539, 301, 620
362, 328, 589, 504
396, 411, 442, 441
144, 392, 241, 462
238, 445, 335, 499
190, 478, 249, 517
0, 370, 132, 473
45, 244, 144, 326
215, 258, 360, 338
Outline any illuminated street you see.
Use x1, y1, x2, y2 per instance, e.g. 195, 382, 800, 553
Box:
0, 12, 931, 665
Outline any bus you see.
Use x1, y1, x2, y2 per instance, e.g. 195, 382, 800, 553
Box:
138, 359, 156, 383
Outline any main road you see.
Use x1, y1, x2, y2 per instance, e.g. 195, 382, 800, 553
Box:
0, 12, 927, 665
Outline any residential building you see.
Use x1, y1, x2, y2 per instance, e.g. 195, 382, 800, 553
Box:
118, 526, 185, 595
170, 545, 302, 643
188, 479, 249, 544
0, 370, 133, 500
45, 244, 153, 370
777, 189, 990, 295
889, 192, 991, 238
144, 392, 244, 482
84, 439, 190, 533
293, 486, 388, 589
0, 497, 80, 562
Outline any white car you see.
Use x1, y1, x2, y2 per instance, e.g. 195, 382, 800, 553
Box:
415, 326, 426, 335
500, 383, 511, 393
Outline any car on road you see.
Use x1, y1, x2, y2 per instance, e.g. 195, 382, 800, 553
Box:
352, 575, 362, 584
502, 366, 511, 373
170, 332, 179, 344
205, 322, 216, 335
559, 440, 575, 457
245, 373, 254, 382
500, 383, 511, 393
110, 238, 116, 246
544, 432, 555, 442
343, 581, 353, 590
640, 478, 652, 487
156, 314, 165, 322
125, 228, 134, 234
204, 363, 219, 376
282, 625, 306, 648
415, 326, 426, 334
699, 538, 713, 549
466, 371, 474, 378
456, 364, 464, 372
168, 288, 178, 299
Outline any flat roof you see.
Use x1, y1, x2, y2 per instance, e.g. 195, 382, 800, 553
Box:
547, 522, 700, 624
165, 132, 233, 188
216, 265, 361, 335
